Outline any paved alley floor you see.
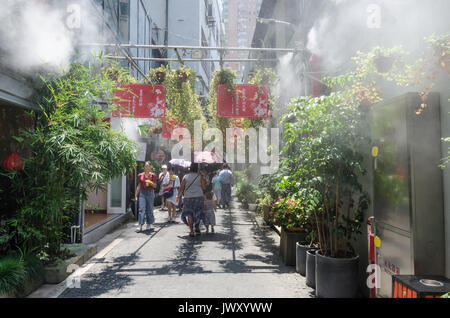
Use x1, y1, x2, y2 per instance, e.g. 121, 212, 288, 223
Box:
32, 200, 314, 298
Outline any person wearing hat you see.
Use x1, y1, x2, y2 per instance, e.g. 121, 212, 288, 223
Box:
159, 164, 168, 211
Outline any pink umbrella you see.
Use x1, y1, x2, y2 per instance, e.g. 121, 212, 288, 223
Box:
194, 150, 223, 163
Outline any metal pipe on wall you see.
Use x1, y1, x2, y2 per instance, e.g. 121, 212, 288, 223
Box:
82, 43, 302, 53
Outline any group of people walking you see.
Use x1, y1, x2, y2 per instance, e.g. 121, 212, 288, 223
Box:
135, 161, 234, 237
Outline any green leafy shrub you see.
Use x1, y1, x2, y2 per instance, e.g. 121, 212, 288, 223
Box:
0, 254, 26, 296
235, 178, 258, 205
279, 93, 370, 257
2, 56, 137, 260
268, 196, 316, 232
0, 251, 42, 296
269, 198, 302, 230
256, 192, 273, 214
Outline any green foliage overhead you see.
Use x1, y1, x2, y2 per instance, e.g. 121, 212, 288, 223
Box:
149, 65, 207, 135
244, 67, 277, 129
208, 67, 236, 135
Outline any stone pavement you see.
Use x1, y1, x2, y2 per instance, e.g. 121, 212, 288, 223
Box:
31, 199, 314, 298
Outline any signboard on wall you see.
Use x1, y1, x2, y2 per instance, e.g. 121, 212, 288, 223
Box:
217, 84, 269, 118
113, 84, 166, 118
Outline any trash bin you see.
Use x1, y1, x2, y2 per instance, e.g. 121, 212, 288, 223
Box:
392, 275, 450, 298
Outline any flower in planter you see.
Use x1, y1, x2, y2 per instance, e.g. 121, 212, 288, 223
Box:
270, 197, 310, 231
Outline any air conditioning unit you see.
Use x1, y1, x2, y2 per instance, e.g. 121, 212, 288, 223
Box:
207, 16, 216, 24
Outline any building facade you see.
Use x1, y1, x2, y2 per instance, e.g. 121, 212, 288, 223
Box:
164, 0, 224, 100
222, 0, 261, 82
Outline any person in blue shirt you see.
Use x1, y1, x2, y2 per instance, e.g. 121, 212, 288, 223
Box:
211, 171, 222, 208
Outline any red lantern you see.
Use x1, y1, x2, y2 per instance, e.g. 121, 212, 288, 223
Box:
2, 152, 23, 171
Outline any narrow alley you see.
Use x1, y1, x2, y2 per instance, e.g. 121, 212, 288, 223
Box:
31, 199, 313, 298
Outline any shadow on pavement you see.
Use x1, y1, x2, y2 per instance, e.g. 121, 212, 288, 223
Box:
59, 200, 295, 297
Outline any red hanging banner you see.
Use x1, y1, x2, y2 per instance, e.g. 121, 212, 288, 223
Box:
112, 84, 166, 118
217, 84, 268, 118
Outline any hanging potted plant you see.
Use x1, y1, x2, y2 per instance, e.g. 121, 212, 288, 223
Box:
208, 68, 237, 149
175, 66, 193, 89
149, 65, 168, 83
373, 55, 395, 73
150, 125, 162, 136
369, 46, 407, 75
372, 46, 398, 73
155, 71, 166, 83
177, 70, 188, 83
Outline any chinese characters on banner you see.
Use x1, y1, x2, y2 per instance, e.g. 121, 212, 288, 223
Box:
113, 84, 166, 118
216, 84, 268, 118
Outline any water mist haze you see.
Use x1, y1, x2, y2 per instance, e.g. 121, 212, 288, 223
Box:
271, 0, 450, 112
306, 0, 450, 74
0, 0, 103, 75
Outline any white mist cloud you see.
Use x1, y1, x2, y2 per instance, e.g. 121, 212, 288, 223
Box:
305, 0, 450, 74
273, 52, 306, 115
0, 0, 103, 74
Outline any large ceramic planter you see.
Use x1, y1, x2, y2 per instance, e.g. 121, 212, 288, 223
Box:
306, 248, 318, 288
315, 250, 360, 298
295, 241, 310, 276
280, 227, 307, 266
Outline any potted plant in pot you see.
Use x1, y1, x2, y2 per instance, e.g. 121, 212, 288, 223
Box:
269, 197, 309, 266
287, 189, 320, 280
247, 191, 258, 211
149, 65, 167, 83
235, 175, 257, 210
257, 193, 274, 224
371, 46, 405, 74
281, 93, 370, 297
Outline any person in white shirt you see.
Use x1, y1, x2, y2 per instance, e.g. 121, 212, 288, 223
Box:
159, 164, 168, 210
162, 166, 180, 223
